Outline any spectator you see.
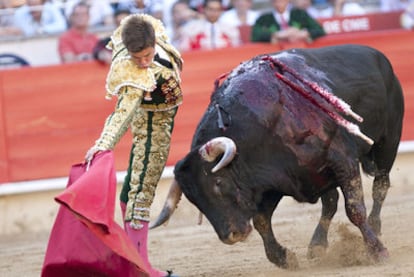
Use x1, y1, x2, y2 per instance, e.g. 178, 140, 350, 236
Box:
381, 0, 410, 12
400, 0, 414, 29
334, 0, 366, 16
219, 0, 260, 27
188, 0, 205, 12
8, 0, 26, 6
188, 0, 231, 12
166, 0, 200, 47
178, 0, 241, 51
64, 0, 114, 28
93, 8, 131, 64
292, 0, 334, 18
58, 1, 98, 63
13, 0, 67, 37
161, 0, 183, 33
0, 0, 23, 37
251, 0, 325, 44
117, 0, 164, 21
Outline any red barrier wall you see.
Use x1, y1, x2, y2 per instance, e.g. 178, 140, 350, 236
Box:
0, 31, 413, 183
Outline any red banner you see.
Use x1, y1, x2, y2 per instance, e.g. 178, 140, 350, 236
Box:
319, 11, 402, 34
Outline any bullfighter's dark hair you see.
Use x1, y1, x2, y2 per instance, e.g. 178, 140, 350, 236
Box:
121, 16, 156, 53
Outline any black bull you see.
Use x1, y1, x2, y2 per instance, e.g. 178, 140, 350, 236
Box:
152, 44, 404, 268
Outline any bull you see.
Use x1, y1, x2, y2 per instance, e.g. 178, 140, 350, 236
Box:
152, 44, 404, 268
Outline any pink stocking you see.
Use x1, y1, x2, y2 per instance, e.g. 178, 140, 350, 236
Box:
121, 203, 167, 277
121, 201, 127, 221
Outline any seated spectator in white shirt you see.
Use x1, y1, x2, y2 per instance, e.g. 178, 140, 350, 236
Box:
166, 0, 200, 48
400, 0, 414, 29
334, 0, 366, 16
292, 0, 334, 19
189, 0, 232, 12
13, 0, 67, 37
116, 0, 164, 21
295, 0, 365, 18
64, 0, 114, 28
381, 0, 410, 12
0, 0, 23, 37
219, 0, 260, 27
178, 0, 241, 51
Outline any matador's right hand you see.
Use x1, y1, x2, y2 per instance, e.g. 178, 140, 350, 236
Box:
85, 146, 101, 163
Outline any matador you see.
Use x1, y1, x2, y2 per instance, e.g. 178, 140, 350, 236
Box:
86, 14, 182, 277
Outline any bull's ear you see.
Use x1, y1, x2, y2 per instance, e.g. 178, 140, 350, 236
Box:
174, 153, 197, 173
174, 159, 188, 176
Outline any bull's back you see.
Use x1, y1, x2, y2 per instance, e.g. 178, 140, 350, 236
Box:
287, 44, 404, 172
290, 45, 400, 123
288, 44, 393, 98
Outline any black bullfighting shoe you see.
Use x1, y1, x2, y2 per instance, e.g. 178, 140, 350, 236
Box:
165, 269, 179, 277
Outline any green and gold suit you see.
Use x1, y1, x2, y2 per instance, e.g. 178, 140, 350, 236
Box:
92, 14, 183, 229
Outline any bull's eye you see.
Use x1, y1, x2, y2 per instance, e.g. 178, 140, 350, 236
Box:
213, 178, 222, 196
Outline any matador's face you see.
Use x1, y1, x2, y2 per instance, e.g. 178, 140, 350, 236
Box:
129, 46, 155, 69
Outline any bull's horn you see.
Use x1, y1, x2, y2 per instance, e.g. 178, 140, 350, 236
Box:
199, 137, 237, 173
149, 178, 182, 229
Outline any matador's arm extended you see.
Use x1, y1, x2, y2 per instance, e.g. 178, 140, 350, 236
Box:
93, 87, 144, 151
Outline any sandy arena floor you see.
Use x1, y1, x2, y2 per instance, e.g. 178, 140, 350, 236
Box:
0, 153, 413, 277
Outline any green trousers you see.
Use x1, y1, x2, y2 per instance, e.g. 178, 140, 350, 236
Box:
120, 108, 177, 229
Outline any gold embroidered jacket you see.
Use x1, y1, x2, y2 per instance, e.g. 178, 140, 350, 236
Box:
93, 14, 183, 150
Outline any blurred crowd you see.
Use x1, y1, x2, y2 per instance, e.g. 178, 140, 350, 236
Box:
0, 0, 413, 65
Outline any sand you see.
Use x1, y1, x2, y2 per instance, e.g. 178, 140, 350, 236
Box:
0, 152, 413, 277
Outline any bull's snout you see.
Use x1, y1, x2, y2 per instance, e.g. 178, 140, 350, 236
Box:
221, 225, 252, 244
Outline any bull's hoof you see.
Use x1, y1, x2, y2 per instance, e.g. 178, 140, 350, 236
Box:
372, 248, 389, 264
284, 250, 299, 270
307, 244, 327, 260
